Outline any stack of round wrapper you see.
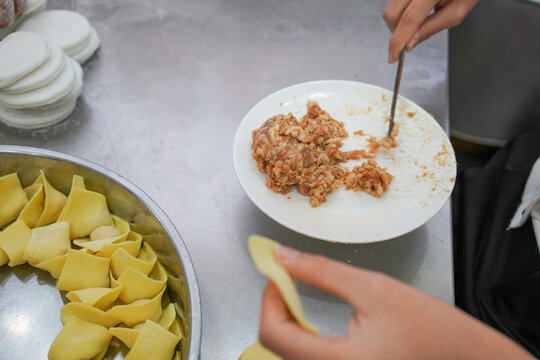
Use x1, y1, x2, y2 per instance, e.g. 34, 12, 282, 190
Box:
0, 171, 184, 360
0, 31, 83, 129
0, 0, 47, 40
18, 9, 100, 65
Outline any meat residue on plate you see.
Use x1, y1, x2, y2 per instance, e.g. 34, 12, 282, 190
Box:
251, 101, 394, 207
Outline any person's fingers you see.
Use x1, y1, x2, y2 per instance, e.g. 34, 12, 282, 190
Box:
388, 0, 438, 63
260, 280, 292, 324
275, 245, 384, 308
382, 0, 413, 32
407, 0, 478, 51
259, 281, 346, 360
13, 0, 26, 19
0, 0, 15, 28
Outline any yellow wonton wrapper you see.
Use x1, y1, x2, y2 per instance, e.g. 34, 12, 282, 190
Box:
91, 225, 121, 240
116, 262, 167, 304
33, 171, 67, 227
239, 342, 282, 360
18, 183, 44, 228
0, 173, 28, 228
92, 345, 109, 360
78, 246, 95, 254
73, 215, 130, 252
66, 285, 123, 311
109, 326, 140, 349
0, 219, 32, 266
33, 254, 66, 279
49, 316, 112, 360
167, 272, 188, 309
57, 187, 113, 239
174, 302, 188, 341
248, 235, 318, 333
71, 174, 86, 190
110, 242, 156, 278
22, 221, 70, 265
56, 249, 110, 291
96, 231, 142, 258
90, 215, 131, 242
0, 245, 8, 266
108, 288, 165, 327
169, 317, 183, 338
125, 320, 181, 360
61, 302, 121, 328
110, 270, 121, 287
158, 303, 176, 330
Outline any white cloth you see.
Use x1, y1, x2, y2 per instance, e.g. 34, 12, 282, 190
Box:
532, 203, 540, 245
508, 156, 540, 248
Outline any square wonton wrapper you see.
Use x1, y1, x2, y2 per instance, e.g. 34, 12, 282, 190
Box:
56, 249, 110, 291
248, 235, 318, 333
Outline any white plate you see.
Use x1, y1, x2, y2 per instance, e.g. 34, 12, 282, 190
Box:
233, 80, 457, 243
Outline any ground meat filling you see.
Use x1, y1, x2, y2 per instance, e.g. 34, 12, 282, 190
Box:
345, 159, 393, 198
252, 101, 393, 207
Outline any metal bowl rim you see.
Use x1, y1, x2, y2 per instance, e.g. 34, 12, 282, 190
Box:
0, 144, 202, 360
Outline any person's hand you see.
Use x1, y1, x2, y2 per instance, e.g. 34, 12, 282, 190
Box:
383, 0, 479, 63
0, 0, 26, 28
258, 246, 534, 360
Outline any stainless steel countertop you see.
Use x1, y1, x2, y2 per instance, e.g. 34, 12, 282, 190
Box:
0, 0, 452, 358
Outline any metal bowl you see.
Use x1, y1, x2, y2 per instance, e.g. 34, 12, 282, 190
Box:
0, 145, 201, 360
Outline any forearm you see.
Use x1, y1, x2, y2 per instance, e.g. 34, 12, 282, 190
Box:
453, 311, 534, 360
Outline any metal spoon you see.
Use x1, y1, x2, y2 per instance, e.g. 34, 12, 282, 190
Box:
388, 48, 405, 138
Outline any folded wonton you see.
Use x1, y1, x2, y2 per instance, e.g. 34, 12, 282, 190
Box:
33, 254, 66, 279
108, 288, 165, 327
0, 242, 8, 266
56, 249, 110, 291
32, 171, 67, 227
66, 285, 123, 311
23, 222, 70, 265
0, 219, 32, 266
110, 242, 156, 278
96, 231, 142, 258
125, 320, 181, 360
0, 173, 28, 228
60, 302, 121, 328
73, 215, 130, 253
109, 326, 140, 349
18, 183, 44, 228
57, 187, 113, 239
116, 262, 166, 304
49, 316, 112, 360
